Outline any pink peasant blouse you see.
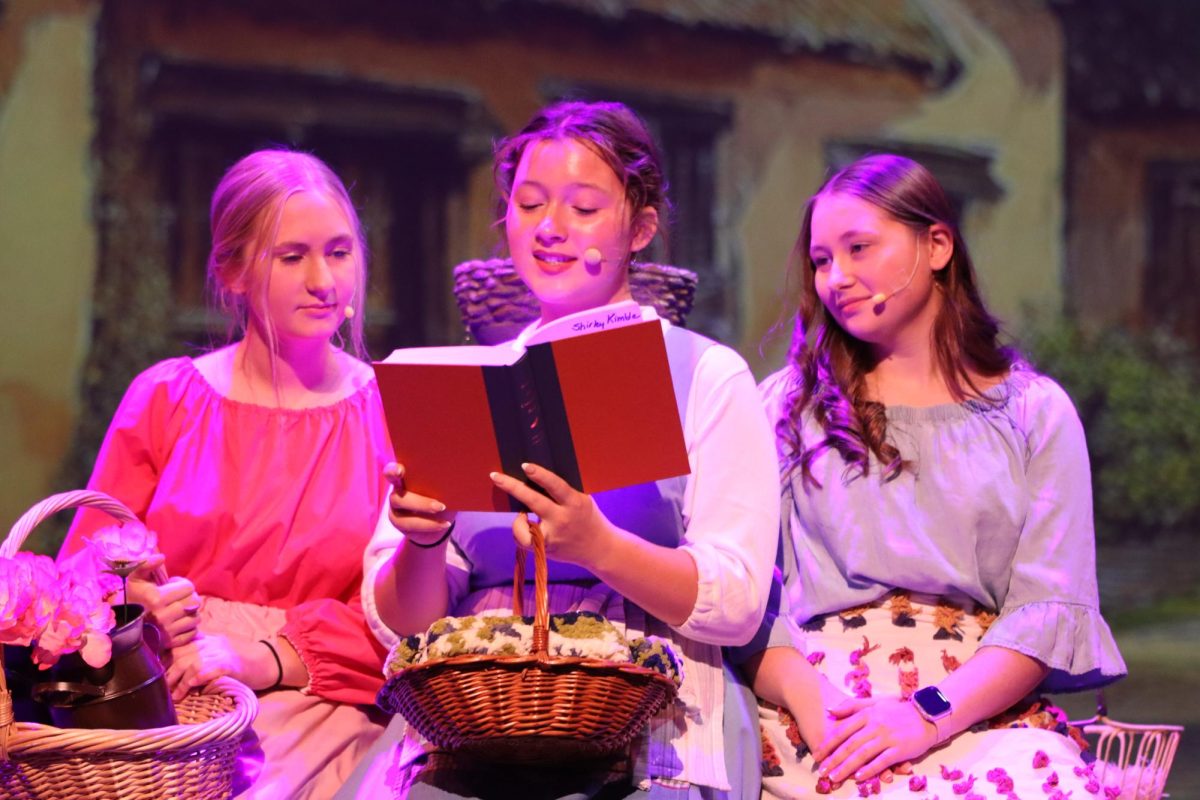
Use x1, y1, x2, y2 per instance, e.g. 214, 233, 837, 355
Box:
63, 357, 394, 705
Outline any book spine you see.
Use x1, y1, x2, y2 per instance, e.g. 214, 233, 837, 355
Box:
482, 359, 556, 511
526, 343, 581, 490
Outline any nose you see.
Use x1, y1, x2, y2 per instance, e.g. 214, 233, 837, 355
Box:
535, 205, 567, 244
306, 255, 336, 297
826, 256, 854, 289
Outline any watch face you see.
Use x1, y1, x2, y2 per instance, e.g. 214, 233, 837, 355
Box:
914, 686, 952, 718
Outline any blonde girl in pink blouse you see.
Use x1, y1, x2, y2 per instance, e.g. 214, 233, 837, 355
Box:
63, 149, 394, 799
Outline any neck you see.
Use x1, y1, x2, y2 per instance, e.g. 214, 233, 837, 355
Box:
866, 296, 951, 406
235, 326, 342, 406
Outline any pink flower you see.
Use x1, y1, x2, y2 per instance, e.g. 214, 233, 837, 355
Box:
87, 522, 158, 567
1, 551, 117, 670
30, 564, 115, 669
940, 765, 964, 781
909, 775, 927, 792
1033, 750, 1050, 769
0, 556, 40, 645
952, 774, 977, 795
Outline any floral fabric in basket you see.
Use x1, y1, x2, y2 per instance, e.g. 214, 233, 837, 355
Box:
385, 610, 684, 687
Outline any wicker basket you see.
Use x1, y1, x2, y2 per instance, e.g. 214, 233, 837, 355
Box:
1071, 713, 1183, 799
0, 490, 258, 800
453, 258, 698, 345
377, 519, 678, 764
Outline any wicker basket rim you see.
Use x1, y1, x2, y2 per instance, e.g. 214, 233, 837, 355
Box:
386, 649, 681, 686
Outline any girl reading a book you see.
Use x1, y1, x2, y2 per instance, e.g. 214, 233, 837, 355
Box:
342, 100, 779, 798
743, 154, 1126, 797
63, 149, 393, 799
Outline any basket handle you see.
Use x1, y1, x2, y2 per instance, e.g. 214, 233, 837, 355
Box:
511, 513, 550, 657
2, 490, 142, 559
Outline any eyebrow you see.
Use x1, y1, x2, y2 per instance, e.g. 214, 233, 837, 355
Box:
837, 229, 878, 241
514, 180, 610, 193
272, 234, 354, 251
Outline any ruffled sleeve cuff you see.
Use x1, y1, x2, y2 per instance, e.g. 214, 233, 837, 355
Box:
981, 601, 1127, 693
361, 549, 400, 652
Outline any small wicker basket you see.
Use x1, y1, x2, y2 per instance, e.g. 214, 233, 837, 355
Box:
377, 519, 678, 765
0, 490, 257, 800
1073, 714, 1182, 799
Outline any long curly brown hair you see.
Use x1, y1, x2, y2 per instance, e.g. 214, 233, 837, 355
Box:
779, 154, 1016, 487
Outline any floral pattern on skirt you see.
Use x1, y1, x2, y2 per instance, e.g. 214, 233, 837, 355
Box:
759, 593, 1123, 799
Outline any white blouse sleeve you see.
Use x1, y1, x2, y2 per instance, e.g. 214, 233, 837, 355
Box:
674, 345, 780, 647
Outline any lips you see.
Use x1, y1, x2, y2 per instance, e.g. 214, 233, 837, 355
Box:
532, 250, 576, 275
836, 297, 869, 314
299, 303, 337, 315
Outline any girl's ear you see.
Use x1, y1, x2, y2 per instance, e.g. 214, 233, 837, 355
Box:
218, 260, 252, 296
928, 224, 953, 271
630, 206, 659, 254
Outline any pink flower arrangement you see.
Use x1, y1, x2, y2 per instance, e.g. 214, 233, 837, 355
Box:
0, 521, 161, 670
0, 552, 114, 669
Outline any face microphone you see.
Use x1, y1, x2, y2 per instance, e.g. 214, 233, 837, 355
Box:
583, 247, 604, 269
870, 240, 923, 307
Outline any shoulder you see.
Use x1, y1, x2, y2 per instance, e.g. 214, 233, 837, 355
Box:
663, 325, 751, 385
122, 356, 204, 404
104, 357, 207, 437
999, 366, 1087, 449
757, 366, 799, 424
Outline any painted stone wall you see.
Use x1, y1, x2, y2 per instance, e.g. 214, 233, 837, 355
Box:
0, 0, 1066, 533
0, 1, 98, 544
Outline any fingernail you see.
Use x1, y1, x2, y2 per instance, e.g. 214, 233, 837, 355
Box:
432, 502, 446, 512
521, 463, 534, 473
488, 471, 500, 481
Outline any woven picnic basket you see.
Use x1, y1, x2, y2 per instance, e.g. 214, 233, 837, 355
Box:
1072, 694, 1183, 800
0, 490, 257, 800
377, 519, 678, 764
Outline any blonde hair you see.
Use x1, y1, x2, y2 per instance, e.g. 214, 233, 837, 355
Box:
207, 149, 367, 359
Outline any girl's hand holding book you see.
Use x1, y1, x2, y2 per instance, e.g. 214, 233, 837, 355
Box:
491, 462, 614, 571
385, 462, 456, 547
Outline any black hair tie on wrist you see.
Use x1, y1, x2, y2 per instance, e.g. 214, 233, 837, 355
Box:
259, 639, 283, 692
408, 521, 456, 549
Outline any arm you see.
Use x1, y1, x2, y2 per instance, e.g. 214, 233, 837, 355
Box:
498, 465, 700, 625
815, 646, 1048, 783
491, 345, 779, 639
815, 377, 1119, 781
60, 362, 203, 647
368, 462, 456, 638
743, 645, 850, 750
977, 377, 1125, 690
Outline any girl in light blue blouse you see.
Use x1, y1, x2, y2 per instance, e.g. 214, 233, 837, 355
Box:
741, 154, 1127, 798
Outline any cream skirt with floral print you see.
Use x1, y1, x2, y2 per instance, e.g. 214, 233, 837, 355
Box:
760, 593, 1119, 799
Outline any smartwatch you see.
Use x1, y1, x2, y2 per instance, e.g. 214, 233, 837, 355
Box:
911, 685, 952, 742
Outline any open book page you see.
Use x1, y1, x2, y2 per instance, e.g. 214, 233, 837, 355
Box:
522, 300, 645, 346
372, 301, 686, 511
378, 343, 519, 366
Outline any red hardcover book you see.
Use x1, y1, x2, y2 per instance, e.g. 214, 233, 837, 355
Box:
373, 303, 690, 511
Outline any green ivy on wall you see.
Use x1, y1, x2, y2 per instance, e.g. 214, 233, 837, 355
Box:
1022, 317, 1200, 542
